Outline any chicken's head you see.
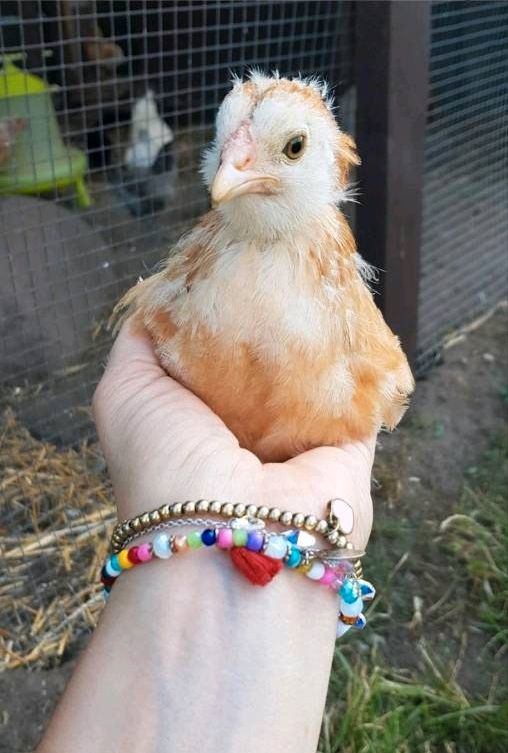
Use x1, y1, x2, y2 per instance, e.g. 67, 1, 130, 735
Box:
202, 71, 359, 241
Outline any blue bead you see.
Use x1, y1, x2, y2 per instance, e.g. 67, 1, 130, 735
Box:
246, 531, 264, 551
360, 581, 376, 599
109, 554, 122, 574
354, 614, 366, 629
201, 528, 217, 546
340, 579, 361, 603
286, 546, 303, 568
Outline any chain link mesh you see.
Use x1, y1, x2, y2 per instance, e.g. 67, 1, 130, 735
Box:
417, 0, 508, 371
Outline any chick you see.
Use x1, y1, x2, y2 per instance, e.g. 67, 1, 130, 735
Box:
115, 72, 414, 461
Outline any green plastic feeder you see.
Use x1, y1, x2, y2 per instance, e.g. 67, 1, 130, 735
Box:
0, 59, 91, 208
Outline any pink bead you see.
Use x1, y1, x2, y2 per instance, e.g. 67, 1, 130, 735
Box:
137, 543, 153, 562
333, 562, 353, 581
217, 528, 233, 549
319, 567, 336, 586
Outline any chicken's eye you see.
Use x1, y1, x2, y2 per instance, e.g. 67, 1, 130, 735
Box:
283, 135, 306, 160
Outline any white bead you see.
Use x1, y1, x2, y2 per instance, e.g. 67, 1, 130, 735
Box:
306, 561, 325, 580
264, 535, 288, 559
104, 560, 120, 578
152, 533, 172, 559
340, 597, 363, 617
294, 531, 316, 548
336, 621, 352, 638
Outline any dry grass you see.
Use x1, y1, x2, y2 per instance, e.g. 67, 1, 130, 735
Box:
0, 409, 114, 670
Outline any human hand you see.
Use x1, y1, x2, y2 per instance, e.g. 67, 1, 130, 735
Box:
93, 320, 374, 552
39, 320, 376, 753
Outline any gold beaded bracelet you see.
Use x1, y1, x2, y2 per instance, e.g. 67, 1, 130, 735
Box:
110, 498, 354, 554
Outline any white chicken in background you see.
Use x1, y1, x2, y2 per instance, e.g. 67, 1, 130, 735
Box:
122, 90, 177, 216
125, 90, 173, 170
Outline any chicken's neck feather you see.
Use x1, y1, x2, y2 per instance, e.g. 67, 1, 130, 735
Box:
198, 204, 362, 287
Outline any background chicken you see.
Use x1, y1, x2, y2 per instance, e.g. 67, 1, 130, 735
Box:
116, 71, 414, 461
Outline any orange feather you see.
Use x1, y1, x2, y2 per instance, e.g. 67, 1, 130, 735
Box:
113, 74, 414, 461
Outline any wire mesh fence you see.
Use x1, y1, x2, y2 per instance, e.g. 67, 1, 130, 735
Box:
0, 1, 355, 447
417, 0, 508, 371
0, 0, 355, 669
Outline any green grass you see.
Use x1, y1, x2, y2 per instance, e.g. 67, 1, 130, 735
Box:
323, 657, 507, 753
321, 432, 508, 753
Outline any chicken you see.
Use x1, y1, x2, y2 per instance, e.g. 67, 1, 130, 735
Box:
122, 90, 176, 216
115, 72, 414, 461
124, 90, 174, 171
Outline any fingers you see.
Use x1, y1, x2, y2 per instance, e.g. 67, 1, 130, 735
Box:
104, 318, 165, 377
92, 319, 241, 457
286, 435, 376, 478
95, 318, 189, 409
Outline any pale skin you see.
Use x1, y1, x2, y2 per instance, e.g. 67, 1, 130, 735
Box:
37, 321, 375, 753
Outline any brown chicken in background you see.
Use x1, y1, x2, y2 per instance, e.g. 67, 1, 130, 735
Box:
115, 72, 414, 461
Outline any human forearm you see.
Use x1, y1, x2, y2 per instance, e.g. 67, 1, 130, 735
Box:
37, 324, 374, 752
38, 547, 337, 753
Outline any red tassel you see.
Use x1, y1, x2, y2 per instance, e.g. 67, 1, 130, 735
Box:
230, 548, 283, 586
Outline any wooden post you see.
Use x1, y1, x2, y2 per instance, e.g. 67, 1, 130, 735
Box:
355, 0, 431, 365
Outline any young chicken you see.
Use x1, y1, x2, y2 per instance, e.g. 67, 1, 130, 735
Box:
115, 72, 414, 461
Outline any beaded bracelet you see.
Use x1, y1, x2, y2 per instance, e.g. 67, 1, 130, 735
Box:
111, 513, 364, 581
111, 498, 355, 553
101, 522, 375, 639
115, 515, 364, 561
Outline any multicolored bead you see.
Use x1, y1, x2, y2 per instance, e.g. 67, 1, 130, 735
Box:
340, 597, 363, 618
305, 561, 326, 581
359, 580, 376, 600
187, 531, 203, 550
246, 531, 264, 552
173, 536, 188, 553
136, 543, 153, 562
217, 528, 233, 549
264, 535, 288, 560
152, 533, 172, 559
118, 549, 134, 569
232, 528, 248, 547
127, 546, 141, 565
319, 567, 336, 586
104, 558, 121, 578
286, 546, 303, 568
340, 579, 361, 603
201, 529, 217, 546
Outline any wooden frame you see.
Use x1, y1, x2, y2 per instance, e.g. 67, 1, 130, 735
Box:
355, 0, 431, 365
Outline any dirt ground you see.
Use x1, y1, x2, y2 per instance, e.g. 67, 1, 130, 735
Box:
0, 304, 506, 753
371, 304, 507, 684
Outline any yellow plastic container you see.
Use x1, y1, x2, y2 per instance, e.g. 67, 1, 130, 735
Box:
0, 59, 91, 208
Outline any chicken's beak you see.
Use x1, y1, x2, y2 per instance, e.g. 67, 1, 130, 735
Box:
211, 162, 279, 206
211, 123, 279, 206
